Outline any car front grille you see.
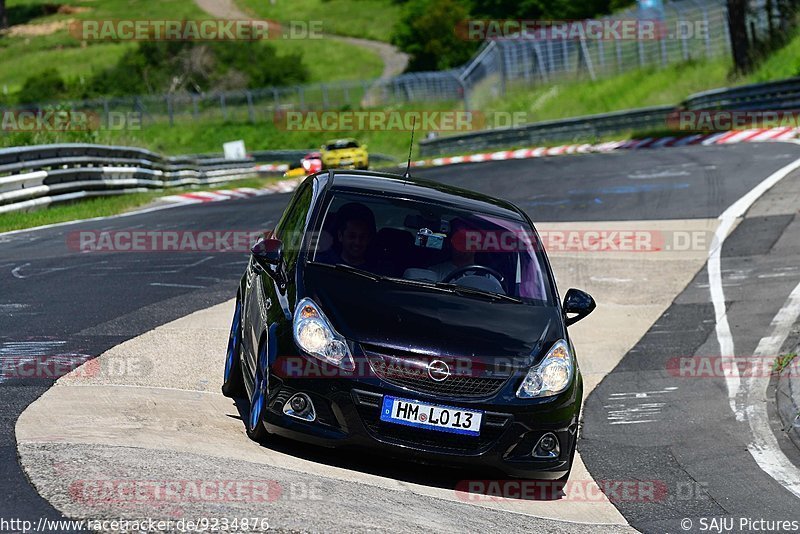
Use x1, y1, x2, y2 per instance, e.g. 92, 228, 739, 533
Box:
352, 389, 512, 454
363, 346, 510, 399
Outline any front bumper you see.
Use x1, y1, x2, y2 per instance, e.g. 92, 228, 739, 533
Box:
262, 370, 581, 479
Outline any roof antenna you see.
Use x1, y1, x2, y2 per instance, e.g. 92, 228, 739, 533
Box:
403, 116, 416, 179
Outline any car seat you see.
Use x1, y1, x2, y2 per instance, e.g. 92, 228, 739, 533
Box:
370, 227, 414, 277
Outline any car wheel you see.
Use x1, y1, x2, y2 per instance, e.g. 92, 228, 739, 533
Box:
246, 341, 270, 442
221, 297, 245, 398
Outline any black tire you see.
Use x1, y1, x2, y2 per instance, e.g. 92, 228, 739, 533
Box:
246, 340, 270, 442
222, 297, 246, 398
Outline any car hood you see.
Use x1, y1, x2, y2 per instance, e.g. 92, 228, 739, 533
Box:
302, 264, 562, 367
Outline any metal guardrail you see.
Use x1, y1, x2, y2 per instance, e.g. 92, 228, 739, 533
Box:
224, 149, 394, 164
419, 106, 674, 156
683, 76, 800, 111
419, 76, 800, 156
0, 143, 264, 215
7, 75, 800, 212
176, 149, 312, 163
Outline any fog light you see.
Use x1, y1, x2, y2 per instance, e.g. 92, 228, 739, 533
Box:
533, 432, 560, 458
283, 393, 316, 422
540, 434, 557, 451
290, 395, 308, 413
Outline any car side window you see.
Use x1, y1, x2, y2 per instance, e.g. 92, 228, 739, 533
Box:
275, 183, 313, 271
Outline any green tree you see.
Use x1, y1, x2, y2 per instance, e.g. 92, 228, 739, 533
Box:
17, 68, 68, 104
469, 0, 634, 19
75, 41, 310, 98
392, 0, 479, 71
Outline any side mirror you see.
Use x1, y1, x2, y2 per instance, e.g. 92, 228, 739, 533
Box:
251, 237, 283, 269
563, 288, 595, 326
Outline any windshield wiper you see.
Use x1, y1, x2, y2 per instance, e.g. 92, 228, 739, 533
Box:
434, 282, 522, 303
308, 262, 522, 303
309, 262, 440, 288
307, 261, 384, 281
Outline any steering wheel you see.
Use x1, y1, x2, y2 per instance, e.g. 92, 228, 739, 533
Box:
442, 264, 505, 284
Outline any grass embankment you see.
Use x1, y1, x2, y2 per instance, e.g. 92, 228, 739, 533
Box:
1, 0, 203, 95
0, 52, 790, 167
238, 0, 401, 42
1, 49, 797, 165
481, 60, 735, 123
0, 176, 280, 233
5, 12, 800, 232
0, 97, 462, 159
0, 56, 765, 162
0, 0, 383, 98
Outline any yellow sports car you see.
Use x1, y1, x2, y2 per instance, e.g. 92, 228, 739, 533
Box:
320, 138, 369, 170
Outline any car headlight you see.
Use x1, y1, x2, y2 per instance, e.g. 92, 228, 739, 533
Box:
293, 298, 355, 371
516, 339, 573, 398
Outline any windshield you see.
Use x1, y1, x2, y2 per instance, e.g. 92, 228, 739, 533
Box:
309, 191, 553, 305
326, 141, 359, 150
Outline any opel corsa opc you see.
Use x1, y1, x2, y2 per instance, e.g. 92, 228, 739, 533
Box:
222, 170, 595, 480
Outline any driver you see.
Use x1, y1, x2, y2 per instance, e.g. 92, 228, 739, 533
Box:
431, 219, 481, 281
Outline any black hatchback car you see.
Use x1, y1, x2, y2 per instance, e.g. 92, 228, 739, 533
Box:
222, 170, 595, 480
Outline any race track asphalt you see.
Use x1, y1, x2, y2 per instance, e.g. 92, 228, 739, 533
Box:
580, 167, 800, 532
2, 142, 799, 529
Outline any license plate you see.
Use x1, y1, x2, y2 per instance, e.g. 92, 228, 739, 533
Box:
380, 396, 483, 436
339, 159, 353, 166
